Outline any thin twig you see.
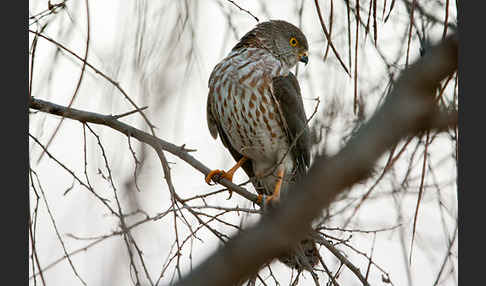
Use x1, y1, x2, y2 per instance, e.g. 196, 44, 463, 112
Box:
29, 213, 46, 286
225, 0, 259, 22
27, 29, 157, 134
37, 0, 91, 163
317, 238, 370, 286
32, 169, 87, 285
409, 130, 430, 263
314, 0, 351, 76
29, 133, 116, 214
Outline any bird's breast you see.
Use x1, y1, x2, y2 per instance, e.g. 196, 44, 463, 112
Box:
209, 48, 290, 163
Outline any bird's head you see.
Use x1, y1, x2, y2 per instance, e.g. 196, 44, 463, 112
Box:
254, 20, 309, 69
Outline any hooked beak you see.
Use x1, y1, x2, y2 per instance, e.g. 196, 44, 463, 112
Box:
299, 51, 309, 65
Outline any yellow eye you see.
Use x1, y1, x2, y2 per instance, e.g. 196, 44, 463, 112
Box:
289, 37, 298, 47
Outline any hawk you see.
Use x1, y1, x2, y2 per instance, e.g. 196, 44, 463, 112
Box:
206, 20, 318, 269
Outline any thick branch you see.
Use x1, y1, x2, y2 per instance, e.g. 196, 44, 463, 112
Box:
173, 34, 458, 286
29, 99, 259, 203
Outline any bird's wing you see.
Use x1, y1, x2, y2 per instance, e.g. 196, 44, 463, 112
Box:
271, 72, 311, 178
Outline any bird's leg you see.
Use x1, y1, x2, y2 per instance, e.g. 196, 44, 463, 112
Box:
205, 156, 247, 185
257, 167, 285, 205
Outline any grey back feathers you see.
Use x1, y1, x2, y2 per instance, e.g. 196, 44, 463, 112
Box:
273, 72, 311, 179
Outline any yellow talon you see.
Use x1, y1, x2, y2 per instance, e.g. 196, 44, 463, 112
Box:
205, 157, 248, 185
205, 169, 231, 185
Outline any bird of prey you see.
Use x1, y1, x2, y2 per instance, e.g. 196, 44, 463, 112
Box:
206, 20, 318, 270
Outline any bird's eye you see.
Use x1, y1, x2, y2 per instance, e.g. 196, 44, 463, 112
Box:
289, 37, 298, 47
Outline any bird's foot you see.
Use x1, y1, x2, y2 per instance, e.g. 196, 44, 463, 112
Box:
256, 193, 281, 206
205, 169, 234, 185
257, 168, 284, 207
205, 169, 236, 199
205, 157, 247, 186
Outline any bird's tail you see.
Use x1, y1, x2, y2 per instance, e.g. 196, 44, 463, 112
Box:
278, 236, 320, 271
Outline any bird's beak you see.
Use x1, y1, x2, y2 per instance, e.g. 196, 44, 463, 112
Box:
299, 51, 309, 65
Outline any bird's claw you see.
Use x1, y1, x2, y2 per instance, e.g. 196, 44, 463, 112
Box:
205, 169, 226, 185
226, 189, 233, 200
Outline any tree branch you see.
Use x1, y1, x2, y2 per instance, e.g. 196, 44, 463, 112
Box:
172, 34, 458, 286
28, 98, 259, 204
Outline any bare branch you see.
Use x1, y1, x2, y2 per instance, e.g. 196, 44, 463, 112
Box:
172, 34, 457, 286
28, 98, 259, 204
225, 0, 259, 22
36, 0, 91, 163
314, 0, 351, 76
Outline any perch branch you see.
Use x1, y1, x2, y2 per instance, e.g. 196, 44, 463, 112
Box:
172, 34, 457, 286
